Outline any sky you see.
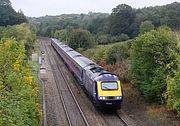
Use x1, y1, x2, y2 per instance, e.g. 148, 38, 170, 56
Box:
11, 0, 180, 17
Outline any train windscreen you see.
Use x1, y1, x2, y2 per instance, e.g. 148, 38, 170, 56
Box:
101, 82, 118, 90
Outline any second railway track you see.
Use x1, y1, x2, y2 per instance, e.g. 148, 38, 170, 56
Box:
43, 40, 89, 126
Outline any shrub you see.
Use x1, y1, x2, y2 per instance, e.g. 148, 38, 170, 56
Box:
1, 23, 36, 57
139, 20, 155, 35
96, 34, 110, 45
165, 34, 180, 114
106, 42, 130, 65
130, 26, 177, 102
53, 29, 68, 42
68, 29, 96, 50
0, 34, 41, 125
110, 34, 129, 43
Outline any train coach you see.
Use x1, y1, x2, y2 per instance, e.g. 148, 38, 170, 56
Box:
51, 38, 123, 109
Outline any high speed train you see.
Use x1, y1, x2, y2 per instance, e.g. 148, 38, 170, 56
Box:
51, 38, 123, 109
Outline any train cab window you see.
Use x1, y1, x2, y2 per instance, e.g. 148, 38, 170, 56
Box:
101, 82, 118, 90
90, 67, 103, 73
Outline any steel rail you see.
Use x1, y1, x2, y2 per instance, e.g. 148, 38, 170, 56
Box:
43, 40, 72, 126
50, 44, 90, 126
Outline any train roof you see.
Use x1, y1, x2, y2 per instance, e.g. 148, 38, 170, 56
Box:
85, 65, 115, 79
51, 38, 63, 45
95, 73, 119, 81
74, 56, 96, 68
67, 50, 82, 58
62, 46, 73, 52
51, 38, 119, 80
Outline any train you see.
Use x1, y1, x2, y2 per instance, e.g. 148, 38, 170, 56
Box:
51, 38, 123, 109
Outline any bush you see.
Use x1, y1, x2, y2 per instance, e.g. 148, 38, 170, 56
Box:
110, 34, 129, 43
130, 26, 177, 102
166, 71, 180, 114
106, 42, 131, 65
1, 23, 36, 57
165, 35, 180, 114
68, 29, 96, 50
96, 34, 110, 45
0, 32, 41, 125
139, 20, 155, 35
53, 29, 68, 42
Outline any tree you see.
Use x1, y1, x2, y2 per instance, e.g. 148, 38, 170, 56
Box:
0, 38, 41, 126
0, 0, 11, 6
96, 34, 109, 44
2, 23, 36, 57
68, 29, 96, 50
54, 29, 68, 42
165, 33, 180, 114
108, 4, 136, 37
131, 26, 177, 102
139, 20, 155, 34
87, 16, 107, 34
0, 0, 27, 26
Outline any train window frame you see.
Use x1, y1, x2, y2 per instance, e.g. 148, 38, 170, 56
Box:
101, 81, 118, 91
90, 67, 103, 73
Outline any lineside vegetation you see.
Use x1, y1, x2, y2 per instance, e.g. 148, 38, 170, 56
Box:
83, 27, 180, 115
0, 23, 41, 125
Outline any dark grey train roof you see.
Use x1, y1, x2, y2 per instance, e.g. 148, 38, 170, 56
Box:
52, 38, 63, 45
51, 38, 59, 42
67, 50, 82, 58
74, 56, 96, 68
85, 64, 116, 80
62, 46, 73, 52
95, 74, 119, 81
51, 38, 96, 68
51, 38, 119, 80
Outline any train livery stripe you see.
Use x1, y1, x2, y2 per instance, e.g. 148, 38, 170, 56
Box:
97, 81, 122, 97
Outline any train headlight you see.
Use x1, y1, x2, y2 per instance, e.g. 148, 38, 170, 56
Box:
99, 96, 106, 100
116, 96, 122, 100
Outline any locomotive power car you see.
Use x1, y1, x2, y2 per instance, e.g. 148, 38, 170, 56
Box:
51, 38, 123, 109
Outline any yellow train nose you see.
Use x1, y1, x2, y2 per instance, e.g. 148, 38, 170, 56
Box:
97, 81, 123, 97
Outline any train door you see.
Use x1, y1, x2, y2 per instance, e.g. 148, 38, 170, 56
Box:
81, 69, 85, 86
85, 71, 89, 90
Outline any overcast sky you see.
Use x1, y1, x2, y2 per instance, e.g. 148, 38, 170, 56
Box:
11, 0, 180, 17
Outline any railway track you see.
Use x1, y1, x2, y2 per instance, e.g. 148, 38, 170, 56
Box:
98, 110, 130, 126
40, 37, 136, 126
43, 40, 89, 126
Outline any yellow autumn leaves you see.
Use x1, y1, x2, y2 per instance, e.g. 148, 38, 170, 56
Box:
0, 24, 41, 125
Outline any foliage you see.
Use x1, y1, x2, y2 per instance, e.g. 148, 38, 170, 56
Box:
166, 71, 180, 115
87, 16, 108, 34
67, 29, 96, 50
83, 41, 131, 82
96, 34, 110, 45
0, 0, 27, 26
108, 4, 136, 37
139, 20, 155, 34
106, 41, 131, 65
32, 12, 109, 37
130, 27, 178, 102
0, 38, 41, 125
110, 34, 129, 43
165, 33, 180, 114
0, 23, 36, 57
53, 29, 68, 42
139, 2, 180, 29
31, 2, 180, 45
